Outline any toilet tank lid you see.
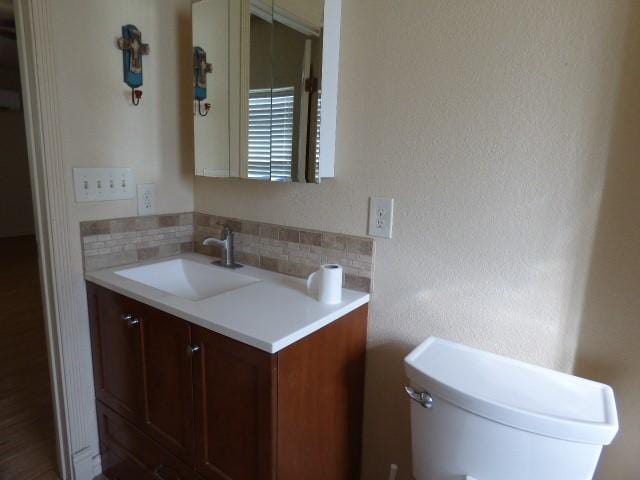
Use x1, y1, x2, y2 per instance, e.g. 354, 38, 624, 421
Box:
404, 337, 618, 445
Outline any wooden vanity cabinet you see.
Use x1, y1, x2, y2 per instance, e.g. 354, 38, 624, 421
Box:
191, 325, 276, 480
87, 285, 195, 464
87, 282, 368, 480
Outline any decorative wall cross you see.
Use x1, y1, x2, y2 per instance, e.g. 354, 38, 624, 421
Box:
194, 46, 213, 116
117, 24, 150, 105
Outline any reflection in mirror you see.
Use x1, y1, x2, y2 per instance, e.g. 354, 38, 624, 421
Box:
192, 0, 241, 177
247, 2, 273, 180
191, 0, 335, 182
245, 0, 324, 183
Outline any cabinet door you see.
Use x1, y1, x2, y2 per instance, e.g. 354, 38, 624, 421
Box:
139, 304, 194, 463
191, 325, 276, 480
88, 284, 145, 419
88, 283, 195, 464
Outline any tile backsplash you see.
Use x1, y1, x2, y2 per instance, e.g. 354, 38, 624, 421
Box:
81, 213, 194, 272
80, 212, 375, 293
194, 213, 375, 292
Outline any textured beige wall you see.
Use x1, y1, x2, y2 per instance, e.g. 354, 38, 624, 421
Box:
573, 3, 640, 478
50, 0, 194, 283
194, 1, 638, 478
52, 0, 194, 225
45, 0, 195, 462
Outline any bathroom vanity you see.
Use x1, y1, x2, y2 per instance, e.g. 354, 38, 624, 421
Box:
86, 254, 369, 480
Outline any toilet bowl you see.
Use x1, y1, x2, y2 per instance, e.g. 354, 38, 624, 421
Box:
404, 337, 618, 480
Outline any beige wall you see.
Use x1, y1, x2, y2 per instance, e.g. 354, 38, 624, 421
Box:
45, 0, 194, 465
194, 1, 639, 478
52, 0, 194, 225
50, 0, 194, 271
573, 3, 640, 477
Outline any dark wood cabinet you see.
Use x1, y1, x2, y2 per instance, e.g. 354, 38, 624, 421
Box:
192, 326, 276, 480
98, 403, 201, 480
87, 286, 145, 420
87, 282, 367, 480
88, 285, 195, 464
139, 305, 194, 463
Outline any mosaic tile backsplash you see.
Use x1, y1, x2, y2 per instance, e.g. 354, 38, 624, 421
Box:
80, 212, 375, 293
194, 213, 375, 292
81, 213, 194, 272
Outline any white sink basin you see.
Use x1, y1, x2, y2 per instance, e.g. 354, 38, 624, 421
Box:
115, 258, 259, 301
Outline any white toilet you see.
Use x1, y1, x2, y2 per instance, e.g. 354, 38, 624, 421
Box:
404, 337, 619, 480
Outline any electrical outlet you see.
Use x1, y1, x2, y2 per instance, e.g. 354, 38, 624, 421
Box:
368, 197, 394, 238
73, 168, 135, 202
137, 183, 156, 215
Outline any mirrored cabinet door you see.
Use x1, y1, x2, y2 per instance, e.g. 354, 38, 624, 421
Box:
241, 0, 324, 183
243, 0, 274, 180
192, 0, 340, 183
192, 0, 241, 177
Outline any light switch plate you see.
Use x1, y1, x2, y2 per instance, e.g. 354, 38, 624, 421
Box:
137, 183, 156, 215
368, 197, 394, 238
73, 167, 135, 202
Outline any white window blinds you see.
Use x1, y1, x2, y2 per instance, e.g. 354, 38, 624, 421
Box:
248, 87, 295, 181
314, 92, 321, 182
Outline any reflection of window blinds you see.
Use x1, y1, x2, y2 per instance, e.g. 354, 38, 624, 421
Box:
269, 87, 295, 181
247, 89, 272, 180
315, 93, 321, 182
248, 87, 294, 181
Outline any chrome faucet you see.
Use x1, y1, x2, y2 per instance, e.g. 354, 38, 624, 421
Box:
202, 224, 242, 269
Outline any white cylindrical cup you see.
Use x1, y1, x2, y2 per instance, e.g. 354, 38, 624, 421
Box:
307, 264, 343, 304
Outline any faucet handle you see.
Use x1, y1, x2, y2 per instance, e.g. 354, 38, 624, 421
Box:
215, 222, 232, 238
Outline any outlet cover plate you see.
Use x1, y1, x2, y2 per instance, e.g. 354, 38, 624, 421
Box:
137, 183, 156, 215
368, 197, 394, 238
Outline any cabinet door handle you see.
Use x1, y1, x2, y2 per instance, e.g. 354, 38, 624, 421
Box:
120, 313, 140, 328
186, 344, 201, 356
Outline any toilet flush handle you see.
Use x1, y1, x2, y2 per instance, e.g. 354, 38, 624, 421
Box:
404, 386, 433, 409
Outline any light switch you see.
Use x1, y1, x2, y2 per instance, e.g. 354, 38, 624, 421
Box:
368, 197, 394, 238
73, 167, 135, 202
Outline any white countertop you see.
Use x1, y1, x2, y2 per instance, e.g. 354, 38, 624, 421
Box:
85, 253, 370, 353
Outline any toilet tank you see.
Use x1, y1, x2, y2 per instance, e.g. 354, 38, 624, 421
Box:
404, 337, 618, 480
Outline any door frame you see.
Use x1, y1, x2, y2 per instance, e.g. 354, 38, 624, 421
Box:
14, 1, 100, 478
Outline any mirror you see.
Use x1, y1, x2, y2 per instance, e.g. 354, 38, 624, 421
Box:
193, 0, 338, 183
244, 0, 323, 182
192, 0, 241, 177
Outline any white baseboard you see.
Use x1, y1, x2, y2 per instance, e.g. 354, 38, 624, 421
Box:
72, 447, 101, 480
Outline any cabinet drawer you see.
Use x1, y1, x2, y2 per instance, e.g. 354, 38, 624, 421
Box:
101, 447, 149, 480
98, 402, 201, 480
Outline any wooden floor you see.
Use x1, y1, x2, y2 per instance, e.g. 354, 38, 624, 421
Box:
0, 236, 58, 480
